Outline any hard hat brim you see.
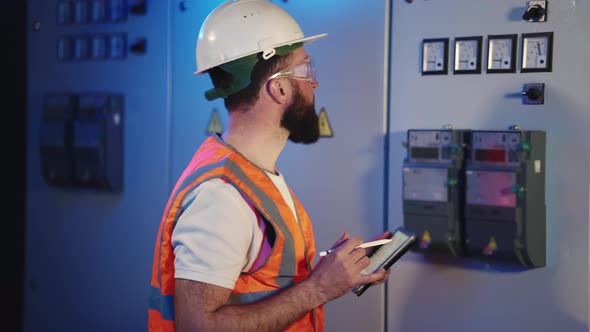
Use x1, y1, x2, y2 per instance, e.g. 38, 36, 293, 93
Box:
193, 33, 328, 75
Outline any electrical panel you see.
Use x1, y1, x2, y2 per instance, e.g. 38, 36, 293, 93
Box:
34, 0, 151, 192
402, 128, 546, 268
402, 129, 471, 257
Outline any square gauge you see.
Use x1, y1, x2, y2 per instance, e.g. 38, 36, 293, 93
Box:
453, 36, 482, 74
521, 32, 553, 72
421, 38, 449, 75
486, 34, 517, 73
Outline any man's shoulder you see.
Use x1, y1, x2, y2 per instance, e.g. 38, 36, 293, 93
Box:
182, 178, 248, 209
186, 177, 237, 196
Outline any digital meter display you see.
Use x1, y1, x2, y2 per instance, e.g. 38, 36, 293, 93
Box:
474, 149, 506, 162
411, 147, 439, 159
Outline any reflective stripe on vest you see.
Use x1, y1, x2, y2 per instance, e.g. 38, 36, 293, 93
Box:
148, 135, 323, 332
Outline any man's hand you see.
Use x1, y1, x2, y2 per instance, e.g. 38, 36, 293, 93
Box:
305, 233, 387, 303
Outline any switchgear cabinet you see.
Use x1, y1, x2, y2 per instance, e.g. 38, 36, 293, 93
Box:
402, 128, 546, 268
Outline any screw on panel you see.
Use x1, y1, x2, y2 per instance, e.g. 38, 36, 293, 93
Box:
508, 124, 520, 131
179, 1, 189, 11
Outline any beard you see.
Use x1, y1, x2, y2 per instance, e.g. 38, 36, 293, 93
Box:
280, 87, 320, 144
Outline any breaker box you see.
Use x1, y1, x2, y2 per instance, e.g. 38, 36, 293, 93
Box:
40, 93, 124, 192
402, 129, 471, 257
464, 129, 546, 267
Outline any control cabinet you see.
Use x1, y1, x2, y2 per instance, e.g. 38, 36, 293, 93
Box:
402, 129, 471, 257
464, 130, 546, 267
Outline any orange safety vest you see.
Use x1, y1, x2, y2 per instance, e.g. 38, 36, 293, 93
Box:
148, 135, 324, 332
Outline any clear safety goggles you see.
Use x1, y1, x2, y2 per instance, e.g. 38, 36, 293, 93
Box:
266, 56, 318, 88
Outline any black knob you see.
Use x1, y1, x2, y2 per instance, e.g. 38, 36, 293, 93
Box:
522, 4, 545, 21
522, 87, 542, 100
130, 1, 147, 15
130, 38, 147, 54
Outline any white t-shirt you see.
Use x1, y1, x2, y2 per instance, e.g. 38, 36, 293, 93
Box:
171, 171, 297, 289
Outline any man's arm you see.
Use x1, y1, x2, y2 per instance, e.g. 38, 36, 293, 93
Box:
174, 236, 387, 332
174, 279, 319, 332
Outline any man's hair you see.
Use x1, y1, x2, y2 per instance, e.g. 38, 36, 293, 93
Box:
208, 52, 292, 111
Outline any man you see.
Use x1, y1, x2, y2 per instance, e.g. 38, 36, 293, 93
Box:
148, 1, 390, 331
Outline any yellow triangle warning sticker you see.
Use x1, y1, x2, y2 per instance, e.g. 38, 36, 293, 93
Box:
318, 108, 333, 137
206, 108, 224, 135
483, 237, 498, 256
420, 230, 431, 249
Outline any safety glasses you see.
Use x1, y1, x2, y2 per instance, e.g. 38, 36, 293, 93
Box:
265, 56, 318, 88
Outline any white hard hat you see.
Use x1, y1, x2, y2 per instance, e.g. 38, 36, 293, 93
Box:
194, 0, 327, 75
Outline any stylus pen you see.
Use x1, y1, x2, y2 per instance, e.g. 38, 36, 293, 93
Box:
318, 238, 392, 257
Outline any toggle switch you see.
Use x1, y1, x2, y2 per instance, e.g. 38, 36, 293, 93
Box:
109, 34, 127, 59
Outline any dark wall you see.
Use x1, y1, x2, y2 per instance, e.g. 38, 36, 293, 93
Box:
1, 2, 26, 331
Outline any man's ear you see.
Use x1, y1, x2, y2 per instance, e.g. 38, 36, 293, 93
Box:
266, 79, 292, 104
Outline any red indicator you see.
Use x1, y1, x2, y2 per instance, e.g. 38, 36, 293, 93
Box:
474, 149, 506, 162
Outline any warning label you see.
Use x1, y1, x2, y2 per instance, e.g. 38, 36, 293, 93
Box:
318, 108, 333, 137
483, 237, 498, 256
420, 230, 432, 249
206, 108, 224, 135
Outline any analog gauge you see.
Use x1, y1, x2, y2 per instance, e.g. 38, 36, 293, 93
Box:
521, 32, 553, 72
487, 34, 517, 73
453, 36, 482, 74
422, 38, 449, 75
